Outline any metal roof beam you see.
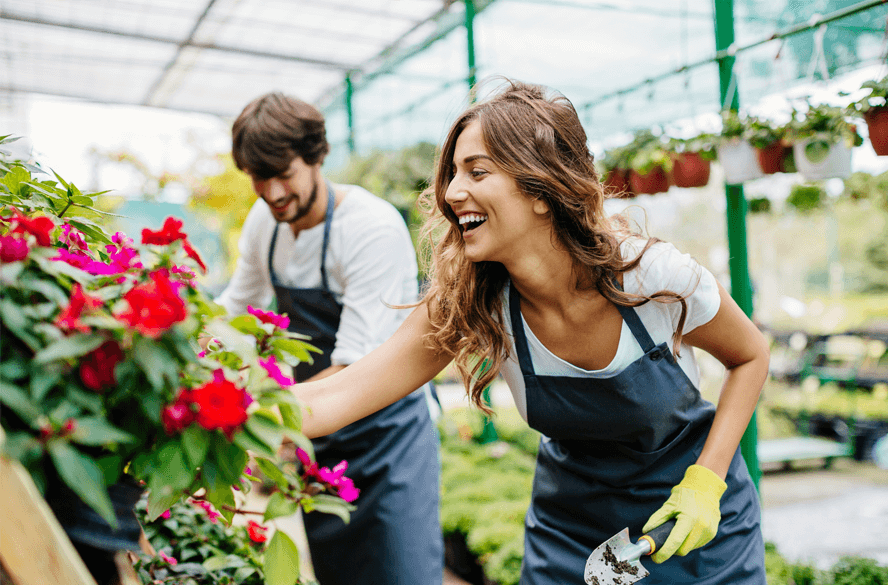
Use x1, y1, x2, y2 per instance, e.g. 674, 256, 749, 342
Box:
0, 10, 355, 70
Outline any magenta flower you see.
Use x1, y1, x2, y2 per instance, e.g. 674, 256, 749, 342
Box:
337, 476, 360, 503
247, 306, 290, 329
0, 235, 29, 262
161, 510, 171, 519
159, 551, 177, 565
258, 355, 295, 387
192, 499, 221, 523
296, 448, 319, 475
60, 224, 88, 251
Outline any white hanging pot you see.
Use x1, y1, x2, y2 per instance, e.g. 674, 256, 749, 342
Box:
717, 138, 764, 184
792, 133, 852, 180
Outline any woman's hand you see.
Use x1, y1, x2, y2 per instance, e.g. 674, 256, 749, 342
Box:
642, 464, 727, 563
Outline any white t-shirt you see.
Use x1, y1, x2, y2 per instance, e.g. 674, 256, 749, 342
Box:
500, 238, 721, 423
216, 184, 419, 367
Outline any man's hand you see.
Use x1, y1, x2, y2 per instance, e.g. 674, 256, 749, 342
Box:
641, 464, 727, 563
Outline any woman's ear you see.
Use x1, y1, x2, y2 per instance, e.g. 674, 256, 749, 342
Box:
532, 198, 549, 215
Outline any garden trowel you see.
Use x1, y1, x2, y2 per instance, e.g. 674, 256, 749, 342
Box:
583, 518, 676, 585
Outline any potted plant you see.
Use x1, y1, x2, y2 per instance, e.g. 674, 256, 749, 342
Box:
627, 131, 672, 195
0, 136, 355, 584
847, 75, 888, 156
716, 110, 764, 184
599, 143, 635, 198
746, 116, 792, 174
787, 102, 862, 181
668, 134, 716, 188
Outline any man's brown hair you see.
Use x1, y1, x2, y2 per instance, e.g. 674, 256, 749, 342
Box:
232, 92, 330, 179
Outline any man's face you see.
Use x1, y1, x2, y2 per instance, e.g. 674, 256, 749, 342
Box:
250, 157, 319, 224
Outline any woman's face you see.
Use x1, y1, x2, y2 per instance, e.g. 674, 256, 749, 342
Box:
444, 120, 549, 264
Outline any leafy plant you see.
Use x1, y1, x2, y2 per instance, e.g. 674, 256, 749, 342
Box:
846, 75, 888, 115
746, 117, 788, 150
626, 130, 673, 174
671, 133, 718, 161
830, 556, 888, 585
748, 197, 772, 214
786, 183, 826, 213
719, 109, 748, 140
787, 103, 864, 159
0, 135, 355, 583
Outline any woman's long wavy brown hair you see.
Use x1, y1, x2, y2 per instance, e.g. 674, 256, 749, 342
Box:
418, 80, 696, 413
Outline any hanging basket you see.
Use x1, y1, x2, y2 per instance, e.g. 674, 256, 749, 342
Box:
755, 142, 787, 174
603, 168, 635, 198
793, 134, 853, 181
670, 152, 711, 188
629, 166, 669, 195
717, 138, 764, 184
864, 106, 888, 156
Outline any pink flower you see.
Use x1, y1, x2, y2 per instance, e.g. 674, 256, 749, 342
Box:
296, 448, 318, 476
51, 247, 93, 269
247, 306, 290, 329
197, 350, 207, 358
79, 340, 125, 392
60, 224, 88, 251
190, 370, 251, 439
0, 234, 29, 262
337, 477, 360, 503
317, 461, 347, 485
55, 283, 103, 333
161, 397, 195, 435
161, 510, 171, 519
159, 551, 177, 565
258, 355, 294, 387
192, 499, 221, 523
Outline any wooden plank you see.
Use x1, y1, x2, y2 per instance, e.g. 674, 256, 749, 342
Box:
0, 454, 98, 585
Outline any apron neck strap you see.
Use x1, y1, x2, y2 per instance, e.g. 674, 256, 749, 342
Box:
610, 275, 656, 352
267, 179, 338, 292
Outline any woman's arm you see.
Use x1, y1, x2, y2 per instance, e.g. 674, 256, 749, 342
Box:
292, 303, 453, 438
682, 281, 771, 479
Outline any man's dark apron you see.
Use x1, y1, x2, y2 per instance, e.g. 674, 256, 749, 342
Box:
268, 181, 442, 584
508, 283, 765, 585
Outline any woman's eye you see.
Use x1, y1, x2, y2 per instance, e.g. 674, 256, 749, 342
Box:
470, 169, 487, 178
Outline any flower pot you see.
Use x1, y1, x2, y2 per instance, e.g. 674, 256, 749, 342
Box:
755, 142, 787, 174
629, 166, 669, 195
793, 134, 852, 181
47, 476, 145, 585
603, 168, 634, 198
864, 107, 888, 156
670, 152, 711, 188
717, 138, 764, 184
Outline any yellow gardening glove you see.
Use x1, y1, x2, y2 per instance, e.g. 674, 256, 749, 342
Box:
642, 464, 727, 563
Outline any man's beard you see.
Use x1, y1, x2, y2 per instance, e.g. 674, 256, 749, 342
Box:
286, 178, 319, 224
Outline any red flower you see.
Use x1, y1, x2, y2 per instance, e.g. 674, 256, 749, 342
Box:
115, 270, 187, 338
79, 340, 125, 391
0, 235, 29, 263
141, 217, 187, 245
9, 210, 54, 247
247, 520, 268, 543
56, 284, 104, 333
161, 390, 196, 435
182, 240, 207, 273
190, 370, 250, 438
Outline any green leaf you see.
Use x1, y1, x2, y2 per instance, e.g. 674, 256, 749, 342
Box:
33, 333, 105, 364
147, 487, 183, 521
0, 380, 39, 422
273, 338, 320, 365
263, 491, 300, 522
202, 320, 257, 364
244, 411, 284, 452
264, 531, 300, 585
19, 274, 69, 305
303, 493, 355, 524
152, 441, 194, 492
132, 336, 179, 390
254, 457, 288, 490
203, 554, 245, 571
232, 427, 277, 458
29, 369, 62, 402
181, 425, 210, 468
228, 314, 265, 336
71, 416, 137, 446
278, 403, 302, 432
48, 441, 116, 527
211, 434, 249, 484
0, 359, 28, 381
202, 461, 236, 524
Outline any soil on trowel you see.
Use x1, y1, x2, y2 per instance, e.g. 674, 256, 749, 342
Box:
588, 577, 600, 585
603, 544, 640, 576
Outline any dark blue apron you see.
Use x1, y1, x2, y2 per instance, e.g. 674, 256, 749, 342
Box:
269, 181, 443, 585
508, 283, 765, 585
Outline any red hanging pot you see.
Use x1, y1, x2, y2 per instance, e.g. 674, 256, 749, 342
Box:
603, 168, 635, 198
864, 107, 888, 156
629, 166, 669, 195
670, 152, 711, 188
755, 142, 787, 174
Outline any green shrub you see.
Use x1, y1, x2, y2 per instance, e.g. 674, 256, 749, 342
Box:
830, 556, 888, 585
787, 184, 826, 213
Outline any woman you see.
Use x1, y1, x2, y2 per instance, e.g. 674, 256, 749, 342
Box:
295, 80, 769, 584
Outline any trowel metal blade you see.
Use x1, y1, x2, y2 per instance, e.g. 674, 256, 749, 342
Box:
583, 528, 650, 585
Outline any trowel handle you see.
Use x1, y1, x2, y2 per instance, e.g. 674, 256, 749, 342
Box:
638, 518, 677, 556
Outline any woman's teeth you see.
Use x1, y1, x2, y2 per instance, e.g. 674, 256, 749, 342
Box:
459, 214, 488, 230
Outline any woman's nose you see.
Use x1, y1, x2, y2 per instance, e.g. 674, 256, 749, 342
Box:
444, 180, 468, 205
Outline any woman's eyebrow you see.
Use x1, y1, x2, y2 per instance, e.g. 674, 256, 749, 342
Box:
459, 154, 493, 164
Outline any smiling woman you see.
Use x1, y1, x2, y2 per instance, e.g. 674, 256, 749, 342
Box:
293, 79, 771, 585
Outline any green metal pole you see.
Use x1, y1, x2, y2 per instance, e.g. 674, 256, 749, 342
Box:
345, 73, 356, 154
713, 0, 761, 490
465, 0, 477, 102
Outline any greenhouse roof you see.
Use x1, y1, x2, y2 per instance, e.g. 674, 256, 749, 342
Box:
2, 0, 887, 159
